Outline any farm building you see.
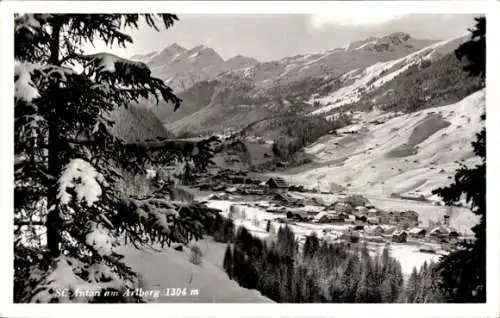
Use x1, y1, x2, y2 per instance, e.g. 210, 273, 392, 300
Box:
392, 230, 408, 243
380, 225, 397, 235
366, 225, 384, 236
355, 206, 368, 214
429, 226, 459, 238
367, 216, 380, 225
329, 201, 353, 214
368, 208, 379, 214
347, 214, 356, 221
266, 177, 289, 190
286, 210, 309, 221
314, 212, 346, 223
408, 227, 427, 238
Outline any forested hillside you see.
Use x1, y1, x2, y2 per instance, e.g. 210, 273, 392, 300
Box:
110, 105, 171, 142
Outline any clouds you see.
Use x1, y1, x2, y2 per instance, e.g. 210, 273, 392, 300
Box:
311, 12, 405, 27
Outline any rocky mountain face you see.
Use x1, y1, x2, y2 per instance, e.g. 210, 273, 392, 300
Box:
131, 44, 259, 92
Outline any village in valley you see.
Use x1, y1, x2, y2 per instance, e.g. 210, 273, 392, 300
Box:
171, 162, 466, 273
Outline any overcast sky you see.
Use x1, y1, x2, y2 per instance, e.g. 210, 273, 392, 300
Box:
88, 14, 479, 62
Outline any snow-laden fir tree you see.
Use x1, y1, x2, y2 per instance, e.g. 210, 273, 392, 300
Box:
14, 14, 219, 303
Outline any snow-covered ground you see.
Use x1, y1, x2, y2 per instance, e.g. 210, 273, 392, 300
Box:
118, 242, 271, 303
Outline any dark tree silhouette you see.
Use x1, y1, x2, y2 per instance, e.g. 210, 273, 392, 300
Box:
432, 16, 486, 303
223, 244, 233, 279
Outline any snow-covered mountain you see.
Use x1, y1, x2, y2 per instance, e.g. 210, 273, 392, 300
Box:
142, 32, 477, 136
133, 32, 434, 94
224, 32, 436, 89
309, 34, 468, 115
225, 54, 260, 70
131, 44, 259, 92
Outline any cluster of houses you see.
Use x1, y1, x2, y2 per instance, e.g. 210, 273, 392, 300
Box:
200, 172, 461, 246
280, 193, 460, 244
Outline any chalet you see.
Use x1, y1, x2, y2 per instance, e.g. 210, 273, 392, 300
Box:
408, 227, 427, 238
367, 216, 380, 225
266, 177, 289, 191
381, 225, 396, 235
392, 230, 408, 243
366, 225, 384, 236
314, 212, 345, 224
330, 201, 353, 214
314, 212, 330, 223
368, 208, 379, 214
286, 210, 308, 221
355, 206, 368, 214
430, 226, 459, 238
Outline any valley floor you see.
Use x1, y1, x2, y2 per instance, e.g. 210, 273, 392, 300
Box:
203, 198, 446, 275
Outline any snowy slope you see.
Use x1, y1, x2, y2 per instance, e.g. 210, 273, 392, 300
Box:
310, 35, 467, 115
118, 242, 272, 303
274, 90, 484, 233
294, 90, 484, 196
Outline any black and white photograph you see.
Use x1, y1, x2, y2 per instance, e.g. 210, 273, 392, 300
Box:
1, 1, 499, 317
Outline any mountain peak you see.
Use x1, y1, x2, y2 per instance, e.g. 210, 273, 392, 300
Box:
162, 43, 186, 53
225, 54, 259, 69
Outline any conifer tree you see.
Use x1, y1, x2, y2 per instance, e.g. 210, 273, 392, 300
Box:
303, 232, 319, 260
223, 244, 233, 279
432, 16, 486, 303
14, 14, 218, 303
405, 267, 420, 303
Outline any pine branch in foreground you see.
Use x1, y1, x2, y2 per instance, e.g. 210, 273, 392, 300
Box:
14, 14, 219, 303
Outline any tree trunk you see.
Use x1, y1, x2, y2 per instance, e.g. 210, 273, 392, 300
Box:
46, 21, 62, 258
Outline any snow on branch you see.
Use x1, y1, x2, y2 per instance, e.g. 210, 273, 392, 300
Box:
30, 255, 126, 303
15, 61, 41, 102
124, 195, 220, 246
85, 221, 114, 257
15, 60, 78, 103
74, 52, 181, 109
57, 158, 108, 207
31, 256, 87, 303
